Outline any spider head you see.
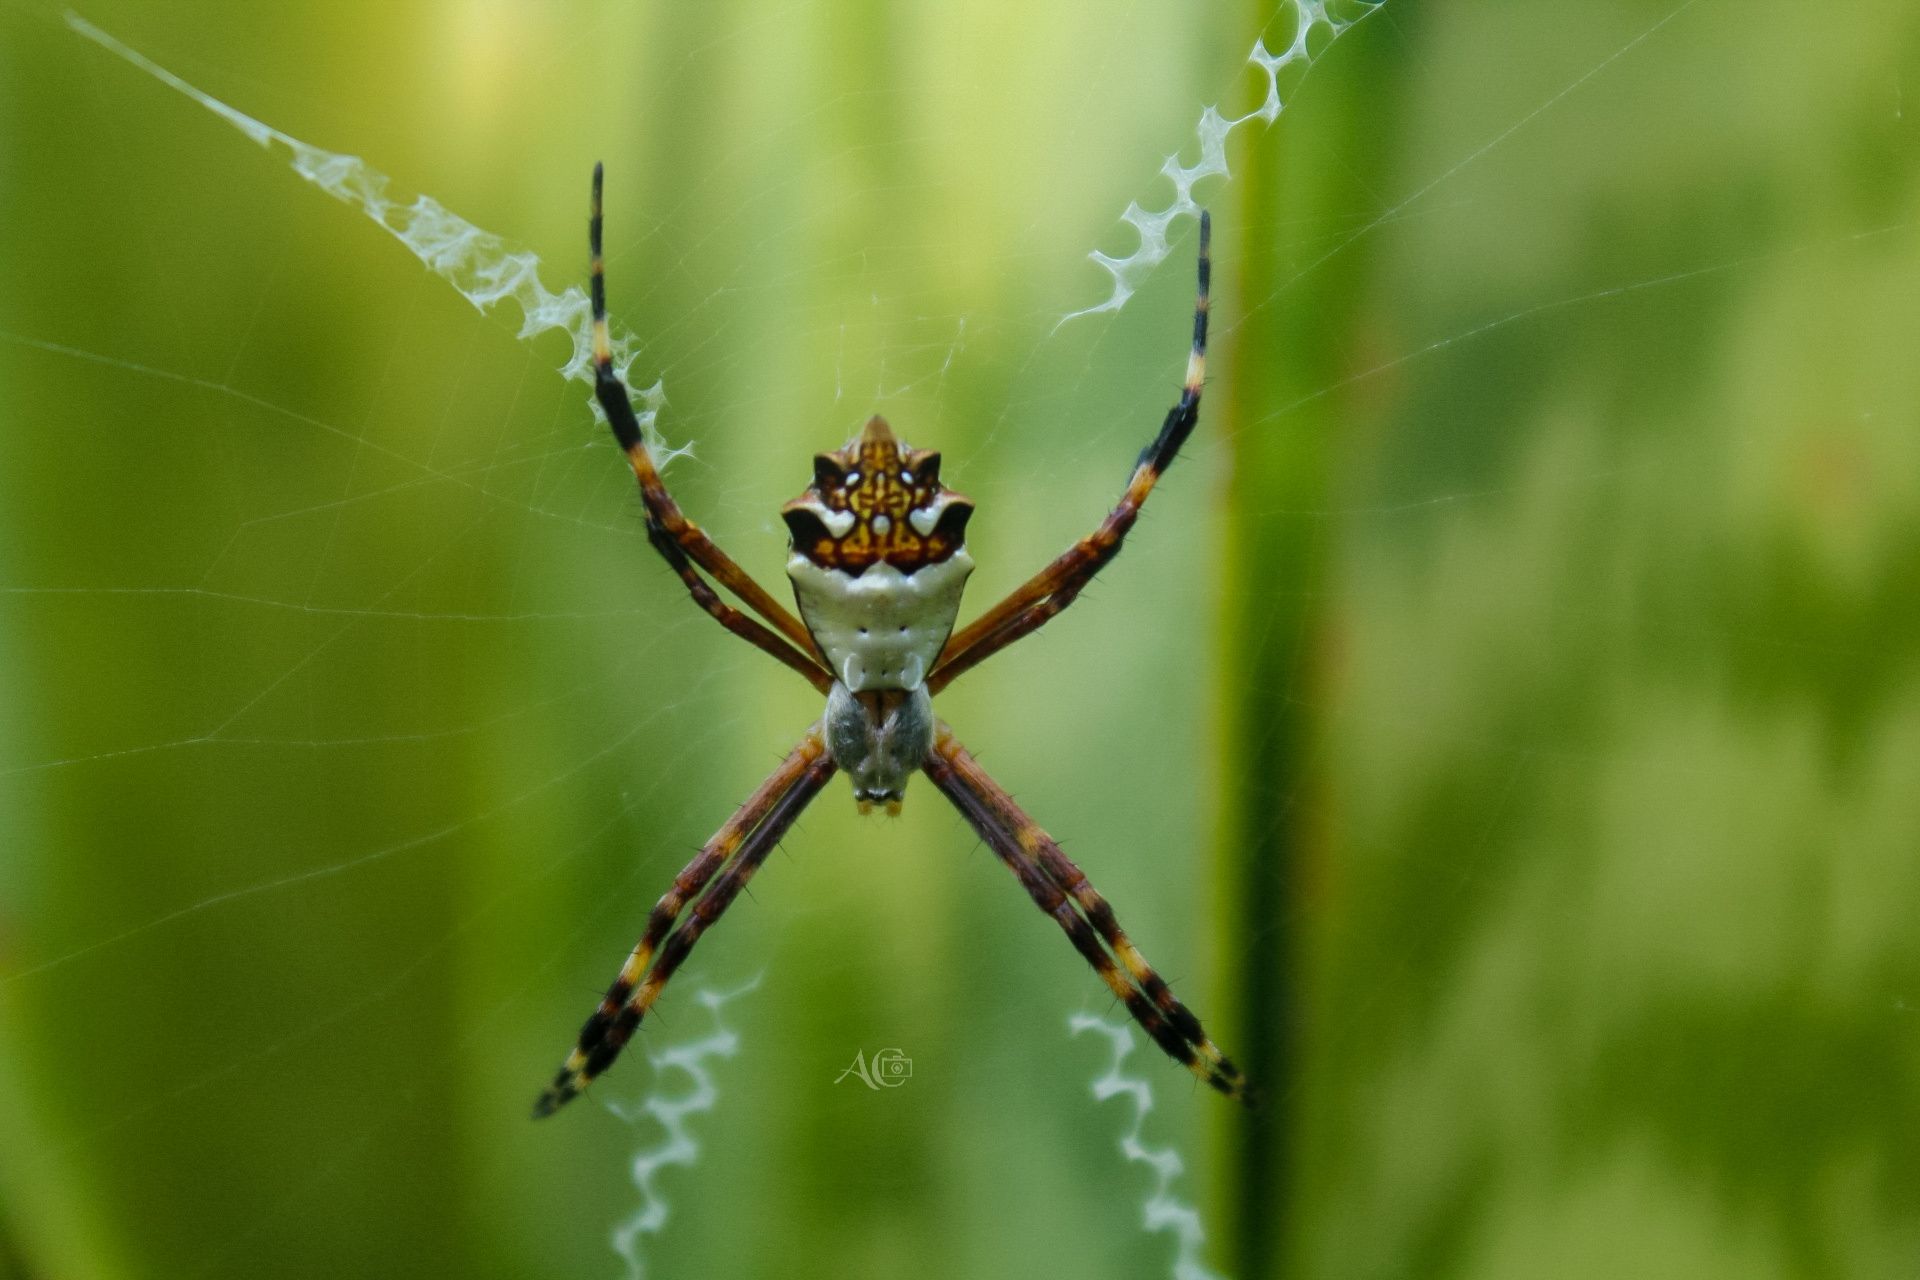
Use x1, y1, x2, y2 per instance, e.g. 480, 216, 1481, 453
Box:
781, 416, 973, 576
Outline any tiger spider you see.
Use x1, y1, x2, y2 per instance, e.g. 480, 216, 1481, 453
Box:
534, 164, 1246, 1117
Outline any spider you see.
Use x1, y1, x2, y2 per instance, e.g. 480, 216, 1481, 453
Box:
534, 164, 1247, 1117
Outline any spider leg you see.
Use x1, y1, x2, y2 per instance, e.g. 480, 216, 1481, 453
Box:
534, 726, 836, 1118
590, 163, 831, 690
922, 722, 1250, 1104
927, 211, 1210, 695
636, 516, 832, 694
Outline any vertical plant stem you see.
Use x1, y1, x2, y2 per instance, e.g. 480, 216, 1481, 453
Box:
1216, 13, 1401, 1277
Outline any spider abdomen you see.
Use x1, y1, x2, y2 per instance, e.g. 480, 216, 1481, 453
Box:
787, 553, 972, 692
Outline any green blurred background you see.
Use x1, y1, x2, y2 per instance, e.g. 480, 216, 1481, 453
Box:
3, 1, 1917, 1277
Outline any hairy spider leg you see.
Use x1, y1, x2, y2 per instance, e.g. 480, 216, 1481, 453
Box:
590, 163, 832, 692
534, 729, 836, 1117
923, 723, 1251, 1105
927, 210, 1210, 695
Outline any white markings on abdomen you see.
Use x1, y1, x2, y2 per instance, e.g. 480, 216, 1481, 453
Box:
787, 552, 973, 692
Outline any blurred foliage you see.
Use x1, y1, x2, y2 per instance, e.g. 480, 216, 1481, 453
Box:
1, 1, 1917, 1279
1229, 3, 1920, 1278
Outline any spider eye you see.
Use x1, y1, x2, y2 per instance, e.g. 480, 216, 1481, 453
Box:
813, 454, 847, 491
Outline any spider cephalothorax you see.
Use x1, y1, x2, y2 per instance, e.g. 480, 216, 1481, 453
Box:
533, 164, 1244, 1119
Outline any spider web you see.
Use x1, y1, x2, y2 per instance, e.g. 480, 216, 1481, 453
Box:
3, 1, 1917, 1278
